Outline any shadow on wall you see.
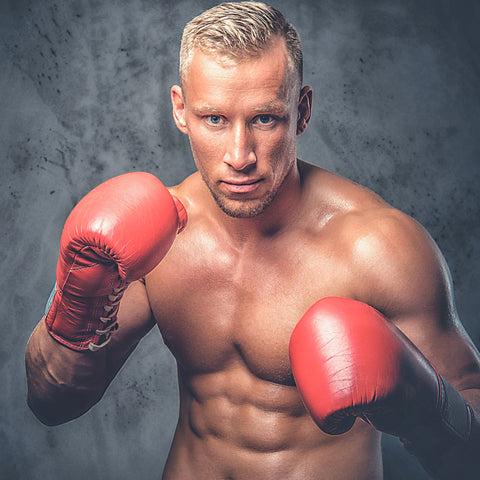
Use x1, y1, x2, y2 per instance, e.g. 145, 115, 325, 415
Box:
0, 0, 479, 479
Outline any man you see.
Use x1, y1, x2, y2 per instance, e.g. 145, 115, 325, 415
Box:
25, 2, 480, 479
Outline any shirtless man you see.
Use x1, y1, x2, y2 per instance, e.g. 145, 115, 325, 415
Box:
25, 2, 480, 479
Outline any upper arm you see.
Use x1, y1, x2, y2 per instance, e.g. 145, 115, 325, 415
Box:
350, 208, 480, 396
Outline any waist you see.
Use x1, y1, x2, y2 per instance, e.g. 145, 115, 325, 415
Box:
165, 366, 382, 479
166, 398, 381, 480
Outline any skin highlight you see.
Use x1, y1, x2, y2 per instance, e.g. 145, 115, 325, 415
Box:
171, 37, 311, 220
24, 5, 480, 479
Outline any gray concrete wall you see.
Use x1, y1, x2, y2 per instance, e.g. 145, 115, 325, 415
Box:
1, 0, 479, 479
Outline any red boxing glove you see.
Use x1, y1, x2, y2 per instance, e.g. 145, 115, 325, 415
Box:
44, 172, 187, 352
289, 297, 471, 444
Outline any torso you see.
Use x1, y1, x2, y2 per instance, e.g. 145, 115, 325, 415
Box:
145, 162, 388, 479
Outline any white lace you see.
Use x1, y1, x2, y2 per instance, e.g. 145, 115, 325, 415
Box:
88, 286, 124, 352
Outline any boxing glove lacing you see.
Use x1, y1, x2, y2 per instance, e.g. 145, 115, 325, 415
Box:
88, 286, 124, 352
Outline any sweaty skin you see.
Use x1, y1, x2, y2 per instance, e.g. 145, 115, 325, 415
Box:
153, 164, 389, 479
25, 35, 480, 480
144, 161, 479, 479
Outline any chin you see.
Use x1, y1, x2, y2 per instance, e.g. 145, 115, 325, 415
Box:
214, 192, 276, 219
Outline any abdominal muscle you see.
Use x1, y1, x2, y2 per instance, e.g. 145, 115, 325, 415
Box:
161, 362, 384, 480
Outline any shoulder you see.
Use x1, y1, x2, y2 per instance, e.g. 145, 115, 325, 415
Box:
167, 172, 216, 228
168, 171, 204, 211
164, 172, 223, 260
299, 161, 388, 227
338, 205, 450, 321
300, 162, 450, 320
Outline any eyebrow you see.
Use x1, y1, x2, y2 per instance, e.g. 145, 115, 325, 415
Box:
252, 101, 289, 115
191, 101, 289, 116
190, 104, 222, 115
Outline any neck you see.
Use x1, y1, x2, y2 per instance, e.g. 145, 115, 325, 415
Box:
211, 160, 304, 245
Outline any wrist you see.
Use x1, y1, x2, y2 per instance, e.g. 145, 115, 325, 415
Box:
44, 278, 127, 352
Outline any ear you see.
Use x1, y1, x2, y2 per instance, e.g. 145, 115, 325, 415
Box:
296, 86, 313, 135
171, 85, 188, 135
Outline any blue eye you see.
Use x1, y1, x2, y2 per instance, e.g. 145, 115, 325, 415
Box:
207, 115, 222, 125
256, 114, 275, 125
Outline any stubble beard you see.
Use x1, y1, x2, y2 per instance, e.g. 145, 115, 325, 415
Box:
209, 187, 277, 218
200, 165, 292, 219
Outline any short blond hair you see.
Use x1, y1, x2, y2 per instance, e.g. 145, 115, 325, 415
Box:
179, 1, 303, 86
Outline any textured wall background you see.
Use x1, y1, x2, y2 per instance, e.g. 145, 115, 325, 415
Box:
1, 0, 479, 479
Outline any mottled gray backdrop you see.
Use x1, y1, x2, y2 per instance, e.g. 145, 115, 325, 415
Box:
1, 0, 479, 479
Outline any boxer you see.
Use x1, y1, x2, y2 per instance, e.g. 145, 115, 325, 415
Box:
25, 2, 480, 479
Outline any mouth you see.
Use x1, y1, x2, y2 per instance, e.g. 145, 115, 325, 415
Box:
220, 178, 263, 194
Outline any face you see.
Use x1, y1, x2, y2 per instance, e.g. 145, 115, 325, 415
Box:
172, 37, 312, 218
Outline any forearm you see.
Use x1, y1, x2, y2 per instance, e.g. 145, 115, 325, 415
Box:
26, 320, 112, 425
289, 297, 480, 479
25, 173, 183, 425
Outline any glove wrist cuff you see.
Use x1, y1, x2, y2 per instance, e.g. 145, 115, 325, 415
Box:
438, 376, 472, 441
401, 376, 473, 479
44, 281, 126, 352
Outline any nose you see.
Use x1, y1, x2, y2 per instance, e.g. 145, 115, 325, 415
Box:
224, 123, 256, 172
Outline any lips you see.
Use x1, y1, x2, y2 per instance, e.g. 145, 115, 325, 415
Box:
221, 178, 263, 194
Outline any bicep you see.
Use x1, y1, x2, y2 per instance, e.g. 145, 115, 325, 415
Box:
394, 310, 480, 395
390, 300, 480, 415
353, 210, 480, 395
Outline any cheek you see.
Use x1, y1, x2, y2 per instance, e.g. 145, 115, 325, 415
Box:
188, 128, 221, 166
267, 128, 297, 166
269, 115, 298, 155
265, 132, 297, 184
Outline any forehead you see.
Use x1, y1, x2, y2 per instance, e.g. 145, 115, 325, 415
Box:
182, 38, 298, 108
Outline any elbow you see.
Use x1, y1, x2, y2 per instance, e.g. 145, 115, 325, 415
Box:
24, 331, 107, 426
26, 387, 103, 426
27, 392, 70, 426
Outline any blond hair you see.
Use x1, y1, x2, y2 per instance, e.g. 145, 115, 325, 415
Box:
179, 1, 303, 86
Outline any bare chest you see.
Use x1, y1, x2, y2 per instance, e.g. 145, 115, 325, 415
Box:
146, 231, 348, 386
